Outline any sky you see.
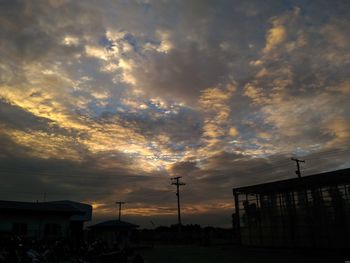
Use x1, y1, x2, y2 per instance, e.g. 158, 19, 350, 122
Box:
1, 0, 350, 228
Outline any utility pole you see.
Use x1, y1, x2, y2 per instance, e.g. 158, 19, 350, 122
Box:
291, 158, 305, 178
171, 176, 185, 232
116, 201, 126, 221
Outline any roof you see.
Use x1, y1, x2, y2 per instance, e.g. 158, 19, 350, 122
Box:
88, 220, 139, 229
233, 168, 350, 194
48, 200, 92, 221
0, 200, 85, 215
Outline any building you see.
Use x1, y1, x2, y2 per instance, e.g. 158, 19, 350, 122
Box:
0, 200, 92, 240
232, 168, 350, 249
49, 200, 92, 243
88, 220, 139, 248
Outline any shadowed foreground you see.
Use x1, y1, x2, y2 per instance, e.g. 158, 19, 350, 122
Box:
140, 245, 347, 263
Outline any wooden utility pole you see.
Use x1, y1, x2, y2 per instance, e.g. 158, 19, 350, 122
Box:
171, 176, 185, 232
291, 158, 305, 178
116, 201, 126, 221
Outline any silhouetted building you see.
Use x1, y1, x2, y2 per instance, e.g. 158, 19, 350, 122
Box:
88, 220, 138, 249
0, 200, 92, 240
232, 168, 350, 249
49, 200, 92, 243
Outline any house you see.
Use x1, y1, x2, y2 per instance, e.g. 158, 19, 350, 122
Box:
49, 200, 92, 243
232, 168, 350, 249
0, 200, 92, 240
88, 220, 139, 248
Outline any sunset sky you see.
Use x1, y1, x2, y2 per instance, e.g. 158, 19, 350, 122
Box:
1, 0, 350, 227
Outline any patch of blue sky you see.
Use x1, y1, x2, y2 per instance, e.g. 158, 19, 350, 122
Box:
233, 126, 255, 142
141, 1, 152, 13
78, 56, 105, 77
84, 94, 134, 119
292, 147, 312, 157
168, 143, 187, 153
144, 38, 161, 47
123, 32, 139, 53
144, 101, 171, 113
119, 111, 155, 126
185, 142, 203, 149
86, 103, 116, 119
99, 35, 115, 51
241, 112, 274, 135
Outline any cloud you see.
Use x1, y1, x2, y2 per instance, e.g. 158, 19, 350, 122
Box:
242, 6, 350, 155
263, 7, 300, 53
264, 25, 287, 53
131, 45, 230, 104
169, 160, 199, 177
1, 0, 350, 227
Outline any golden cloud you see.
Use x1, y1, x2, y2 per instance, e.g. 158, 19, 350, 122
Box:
263, 25, 287, 53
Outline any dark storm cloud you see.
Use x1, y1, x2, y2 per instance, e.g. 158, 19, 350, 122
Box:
0, 99, 79, 139
0, 99, 52, 130
0, 132, 161, 203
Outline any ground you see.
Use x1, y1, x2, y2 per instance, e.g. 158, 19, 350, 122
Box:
140, 245, 347, 263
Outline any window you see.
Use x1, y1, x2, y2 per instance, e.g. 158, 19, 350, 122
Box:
44, 223, 61, 236
12, 223, 27, 236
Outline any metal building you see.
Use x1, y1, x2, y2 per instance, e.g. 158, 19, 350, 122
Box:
232, 168, 350, 249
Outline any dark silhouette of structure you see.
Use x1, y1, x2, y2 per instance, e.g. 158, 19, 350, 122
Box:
116, 201, 126, 221
232, 168, 350, 249
291, 157, 305, 178
171, 176, 185, 232
88, 220, 139, 249
0, 200, 91, 240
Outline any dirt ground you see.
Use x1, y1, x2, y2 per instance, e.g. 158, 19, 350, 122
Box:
140, 245, 348, 263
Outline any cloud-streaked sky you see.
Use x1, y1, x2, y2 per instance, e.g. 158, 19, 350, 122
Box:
1, 0, 350, 227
